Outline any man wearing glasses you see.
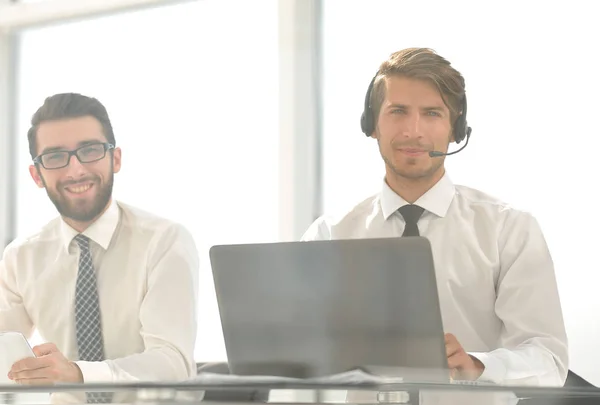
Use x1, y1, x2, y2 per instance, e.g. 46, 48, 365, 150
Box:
0, 93, 199, 403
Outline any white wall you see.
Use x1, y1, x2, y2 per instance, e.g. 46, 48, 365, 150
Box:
321, 0, 600, 385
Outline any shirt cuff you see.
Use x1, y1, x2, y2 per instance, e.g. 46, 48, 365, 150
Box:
469, 352, 506, 384
74, 361, 113, 383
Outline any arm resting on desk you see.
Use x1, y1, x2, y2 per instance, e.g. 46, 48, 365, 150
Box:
77, 223, 199, 382
471, 211, 568, 386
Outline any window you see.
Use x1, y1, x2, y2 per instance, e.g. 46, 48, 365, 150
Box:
16, 0, 279, 361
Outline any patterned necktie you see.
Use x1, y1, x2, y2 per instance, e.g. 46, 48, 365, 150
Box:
73, 234, 112, 403
398, 204, 425, 237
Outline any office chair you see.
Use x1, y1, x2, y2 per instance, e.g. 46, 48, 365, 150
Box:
564, 370, 595, 388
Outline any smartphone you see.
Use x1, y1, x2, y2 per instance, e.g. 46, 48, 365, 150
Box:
0, 331, 36, 384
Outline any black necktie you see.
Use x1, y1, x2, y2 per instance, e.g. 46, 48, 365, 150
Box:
398, 204, 425, 237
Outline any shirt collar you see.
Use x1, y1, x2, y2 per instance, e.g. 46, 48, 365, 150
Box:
60, 199, 120, 253
380, 172, 456, 220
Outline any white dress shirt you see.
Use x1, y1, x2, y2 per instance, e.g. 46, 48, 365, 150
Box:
302, 173, 568, 386
0, 199, 199, 401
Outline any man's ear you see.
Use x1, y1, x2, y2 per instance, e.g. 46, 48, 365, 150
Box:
112, 147, 122, 174
370, 123, 379, 139
29, 165, 45, 188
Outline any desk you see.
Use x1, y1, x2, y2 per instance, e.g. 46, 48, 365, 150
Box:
0, 381, 599, 405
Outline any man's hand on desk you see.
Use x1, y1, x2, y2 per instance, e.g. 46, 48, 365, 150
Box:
445, 333, 485, 381
8, 343, 83, 385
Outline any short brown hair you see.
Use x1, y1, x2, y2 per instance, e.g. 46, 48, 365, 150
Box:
27, 93, 116, 159
370, 48, 465, 130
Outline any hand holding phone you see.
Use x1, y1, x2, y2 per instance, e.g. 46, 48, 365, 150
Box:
0, 332, 35, 384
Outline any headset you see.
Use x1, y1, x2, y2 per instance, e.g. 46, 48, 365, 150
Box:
359, 73, 472, 156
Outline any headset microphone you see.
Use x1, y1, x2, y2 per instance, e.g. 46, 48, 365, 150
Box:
429, 127, 472, 157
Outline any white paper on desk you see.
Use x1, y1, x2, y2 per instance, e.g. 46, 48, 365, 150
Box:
193, 369, 403, 385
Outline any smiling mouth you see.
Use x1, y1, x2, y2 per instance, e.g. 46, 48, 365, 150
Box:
65, 183, 94, 194
399, 148, 426, 154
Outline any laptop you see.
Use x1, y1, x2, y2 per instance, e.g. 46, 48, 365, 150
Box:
209, 237, 449, 382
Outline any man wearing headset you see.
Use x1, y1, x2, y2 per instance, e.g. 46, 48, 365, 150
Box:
302, 48, 568, 386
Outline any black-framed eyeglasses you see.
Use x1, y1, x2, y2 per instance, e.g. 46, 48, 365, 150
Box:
33, 143, 115, 170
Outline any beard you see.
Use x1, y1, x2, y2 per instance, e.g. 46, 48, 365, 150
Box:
377, 130, 445, 180
42, 172, 114, 223
381, 151, 445, 180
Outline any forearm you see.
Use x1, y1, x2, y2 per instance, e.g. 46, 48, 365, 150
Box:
76, 345, 195, 383
470, 341, 567, 386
